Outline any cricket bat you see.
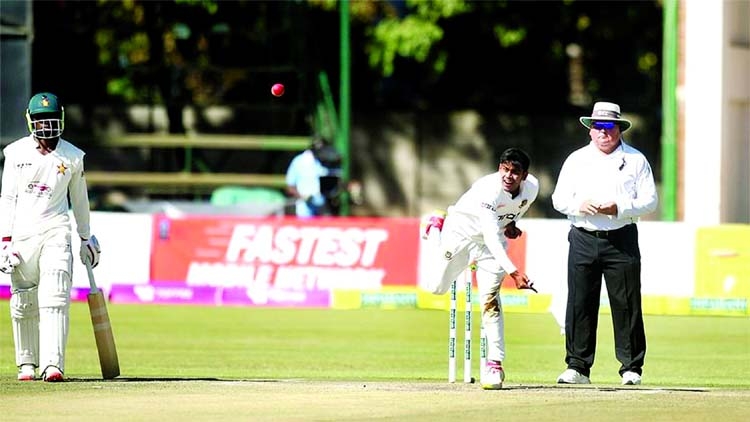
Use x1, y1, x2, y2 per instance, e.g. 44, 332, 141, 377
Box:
85, 261, 120, 379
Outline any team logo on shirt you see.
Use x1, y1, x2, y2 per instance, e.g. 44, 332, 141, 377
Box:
520, 199, 528, 208
25, 181, 53, 198
57, 162, 68, 175
480, 202, 496, 212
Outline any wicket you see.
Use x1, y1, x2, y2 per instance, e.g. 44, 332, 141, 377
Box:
448, 265, 486, 383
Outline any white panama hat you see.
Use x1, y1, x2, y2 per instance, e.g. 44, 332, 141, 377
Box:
579, 101, 632, 132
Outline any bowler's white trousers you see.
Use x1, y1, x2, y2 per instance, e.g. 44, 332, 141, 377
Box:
419, 217, 508, 363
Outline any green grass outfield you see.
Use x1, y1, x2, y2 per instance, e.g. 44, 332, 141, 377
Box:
1, 301, 749, 421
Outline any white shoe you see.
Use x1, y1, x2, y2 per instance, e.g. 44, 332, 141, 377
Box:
420, 210, 446, 240
17, 364, 36, 381
621, 371, 642, 385
482, 361, 505, 390
42, 366, 64, 382
556, 368, 590, 384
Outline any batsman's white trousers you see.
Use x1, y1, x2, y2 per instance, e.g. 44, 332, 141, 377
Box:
9, 226, 73, 372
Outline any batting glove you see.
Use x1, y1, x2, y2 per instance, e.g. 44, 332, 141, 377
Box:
80, 235, 101, 268
0, 240, 21, 274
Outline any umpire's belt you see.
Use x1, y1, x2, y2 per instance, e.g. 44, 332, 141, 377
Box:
574, 224, 632, 239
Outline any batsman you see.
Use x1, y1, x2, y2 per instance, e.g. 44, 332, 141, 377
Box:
0, 92, 101, 382
419, 148, 538, 390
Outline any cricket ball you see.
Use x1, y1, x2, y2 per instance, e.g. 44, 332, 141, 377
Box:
271, 83, 285, 97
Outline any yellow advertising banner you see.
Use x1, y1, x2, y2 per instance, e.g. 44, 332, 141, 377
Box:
693, 225, 750, 315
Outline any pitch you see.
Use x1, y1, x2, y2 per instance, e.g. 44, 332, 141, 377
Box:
1, 303, 748, 421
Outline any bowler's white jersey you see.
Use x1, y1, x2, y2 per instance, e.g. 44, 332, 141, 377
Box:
446, 172, 539, 274
0, 136, 91, 241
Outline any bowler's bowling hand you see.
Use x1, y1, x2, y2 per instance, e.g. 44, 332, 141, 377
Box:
509, 271, 529, 289
509, 271, 538, 293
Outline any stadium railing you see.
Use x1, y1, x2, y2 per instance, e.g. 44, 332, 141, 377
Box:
84, 133, 309, 192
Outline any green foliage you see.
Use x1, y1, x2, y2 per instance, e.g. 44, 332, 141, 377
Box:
175, 0, 218, 15
577, 14, 591, 31
95, 29, 116, 65
409, 0, 471, 21
493, 24, 527, 48
368, 17, 444, 76
639, 51, 659, 72
94, 1, 151, 101
366, 0, 472, 77
106, 79, 135, 102
32, 0, 665, 113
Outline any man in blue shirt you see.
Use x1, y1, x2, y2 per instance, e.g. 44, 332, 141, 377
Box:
285, 136, 341, 217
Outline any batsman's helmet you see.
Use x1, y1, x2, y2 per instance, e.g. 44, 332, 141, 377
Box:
26, 92, 65, 139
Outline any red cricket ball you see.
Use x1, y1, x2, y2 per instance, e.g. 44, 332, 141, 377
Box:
271, 83, 285, 97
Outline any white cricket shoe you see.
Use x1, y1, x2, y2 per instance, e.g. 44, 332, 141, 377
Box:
420, 210, 446, 240
17, 364, 36, 381
621, 371, 642, 385
556, 368, 591, 384
42, 366, 64, 382
482, 360, 505, 390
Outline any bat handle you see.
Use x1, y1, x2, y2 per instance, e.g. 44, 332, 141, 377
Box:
85, 261, 100, 293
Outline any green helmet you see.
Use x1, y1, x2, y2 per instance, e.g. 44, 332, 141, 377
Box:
26, 92, 65, 138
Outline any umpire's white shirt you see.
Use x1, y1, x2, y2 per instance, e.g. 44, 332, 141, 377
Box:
551, 141, 658, 231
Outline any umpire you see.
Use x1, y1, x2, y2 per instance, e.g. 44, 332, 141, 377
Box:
551, 102, 658, 386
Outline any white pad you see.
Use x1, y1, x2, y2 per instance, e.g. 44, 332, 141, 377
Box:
38, 269, 71, 372
10, 288, 40, 367
475, 268, 506, 362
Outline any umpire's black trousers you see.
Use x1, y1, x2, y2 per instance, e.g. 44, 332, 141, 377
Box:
564, 224, 646, 377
